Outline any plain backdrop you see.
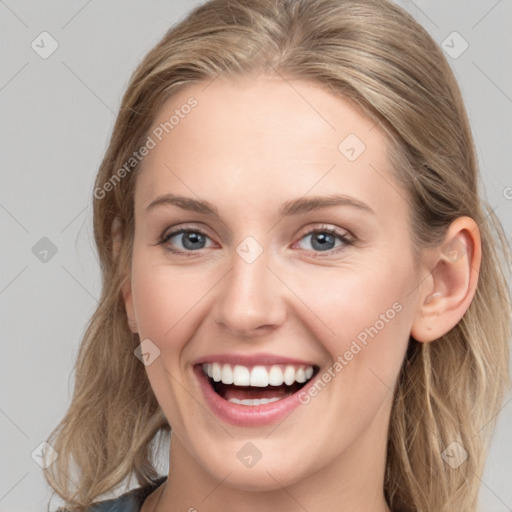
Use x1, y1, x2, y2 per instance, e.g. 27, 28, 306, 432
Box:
1, 1, 511, 511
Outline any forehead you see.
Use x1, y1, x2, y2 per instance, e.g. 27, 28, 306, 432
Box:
134, 76, 405, 220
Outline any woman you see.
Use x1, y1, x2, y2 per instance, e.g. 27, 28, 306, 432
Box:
44, 0, 511, 511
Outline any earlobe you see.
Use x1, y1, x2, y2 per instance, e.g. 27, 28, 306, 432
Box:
411, 216, 481, 343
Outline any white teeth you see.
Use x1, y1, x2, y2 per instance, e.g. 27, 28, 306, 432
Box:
283, 365, 296, 386
232, 365, 251, 386
250, 366, 269, 387
295, 367, 306, 383
212, 362, 222, 382
201, 362, 315, 387
268, 365, 284, 386
221, 364, 233, 384
228, 397, 282, 405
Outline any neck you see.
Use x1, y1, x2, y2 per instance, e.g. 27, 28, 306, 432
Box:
154, 408, 393, 512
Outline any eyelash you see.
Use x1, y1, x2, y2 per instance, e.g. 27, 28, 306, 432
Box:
158, 224, 353, 257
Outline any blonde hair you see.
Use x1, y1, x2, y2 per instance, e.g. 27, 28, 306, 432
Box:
44, 1, 511, 511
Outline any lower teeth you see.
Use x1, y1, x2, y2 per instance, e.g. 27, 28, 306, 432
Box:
228, 397, 283, 406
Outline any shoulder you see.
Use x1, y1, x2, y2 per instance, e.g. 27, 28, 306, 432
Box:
80, 476, 168, 512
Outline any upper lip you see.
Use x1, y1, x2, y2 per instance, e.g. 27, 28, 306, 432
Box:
192, 353, 318, 367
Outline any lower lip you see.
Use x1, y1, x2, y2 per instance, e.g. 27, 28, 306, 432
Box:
193, 365, 317, 427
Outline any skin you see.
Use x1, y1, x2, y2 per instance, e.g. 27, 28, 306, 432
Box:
121, 75, 481, 512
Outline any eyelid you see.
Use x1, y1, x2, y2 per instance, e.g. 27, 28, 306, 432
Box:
158, 222, 213, 242
157, 222, 354, 256
291, 224, 354, 254
296, 223, 352, 241
159, 224, 216, 249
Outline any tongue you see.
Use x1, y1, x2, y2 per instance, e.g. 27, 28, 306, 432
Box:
214, 382, 302, 401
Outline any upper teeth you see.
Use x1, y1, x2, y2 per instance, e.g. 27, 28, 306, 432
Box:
202, 363, 314, 387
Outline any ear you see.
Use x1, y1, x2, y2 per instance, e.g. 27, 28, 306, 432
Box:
411, 216, 481, 343
112, 217, 138, 334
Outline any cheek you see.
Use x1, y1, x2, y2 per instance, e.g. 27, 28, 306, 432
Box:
294, 261, 413, 376
132, 269, 178, 341
129, 255, 205, 423
291, 266, 413, 444
130, 251, 207, 345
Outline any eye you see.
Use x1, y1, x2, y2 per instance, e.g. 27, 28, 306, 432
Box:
158, 224, 353, 256
294, 226, 352, 254
160, 228, 215, 254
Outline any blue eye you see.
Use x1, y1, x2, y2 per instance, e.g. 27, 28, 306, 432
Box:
296, 228, 351, 253
161, 229, 213, 253
159, 225, 352, 256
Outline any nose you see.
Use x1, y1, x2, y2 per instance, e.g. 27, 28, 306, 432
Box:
211, 242, 287, 338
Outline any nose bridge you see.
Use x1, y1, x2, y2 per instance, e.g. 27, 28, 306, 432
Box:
213, 236, 285, 335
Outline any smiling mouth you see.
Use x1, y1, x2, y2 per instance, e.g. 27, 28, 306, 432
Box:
200, 363, 319, 406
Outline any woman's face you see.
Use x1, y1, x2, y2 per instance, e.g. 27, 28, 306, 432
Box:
124, 75, 423, 490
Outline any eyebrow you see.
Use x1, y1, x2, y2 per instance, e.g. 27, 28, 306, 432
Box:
145, 193, 375, 218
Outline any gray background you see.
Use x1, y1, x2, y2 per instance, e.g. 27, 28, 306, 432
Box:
0, 1, 511, 510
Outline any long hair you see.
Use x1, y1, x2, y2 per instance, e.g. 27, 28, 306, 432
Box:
44, 1, 511, 510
